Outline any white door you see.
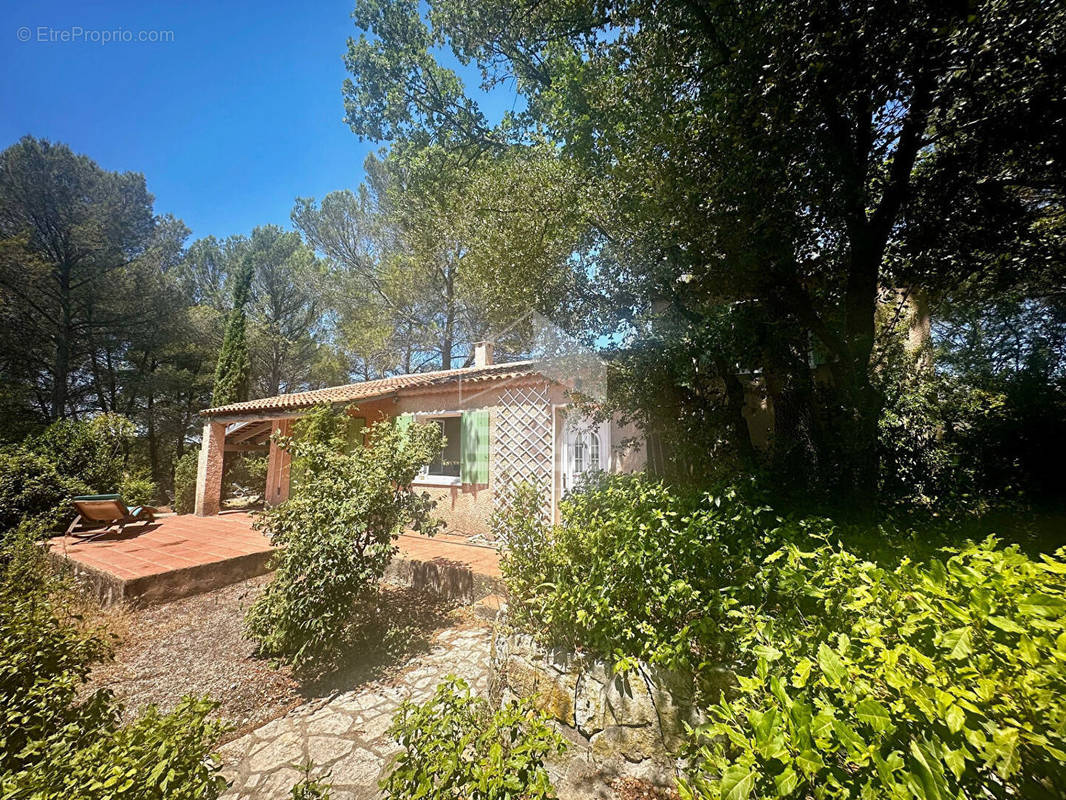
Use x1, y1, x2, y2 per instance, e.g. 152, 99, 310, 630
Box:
562, 418, 608, 494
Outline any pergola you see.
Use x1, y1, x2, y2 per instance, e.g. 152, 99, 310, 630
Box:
193, 414, 295, 516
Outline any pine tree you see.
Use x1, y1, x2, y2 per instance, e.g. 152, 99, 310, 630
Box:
210, 258, 254, 407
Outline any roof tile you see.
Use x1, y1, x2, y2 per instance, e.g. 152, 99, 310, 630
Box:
200, 360, 540, 417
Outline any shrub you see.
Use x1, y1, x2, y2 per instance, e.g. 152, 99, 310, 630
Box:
679, 538, 1066, 799
172, 450, 199, 515
381, 677, 566, 800
0, 525, 227, 798
498, 474, 824, 672
0, 448, 86, 537
28, 413, 136, 493
118, 471, 159, 507
245, 417, 442, 673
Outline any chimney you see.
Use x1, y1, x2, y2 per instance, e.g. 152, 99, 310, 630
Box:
473, 341, 494, 368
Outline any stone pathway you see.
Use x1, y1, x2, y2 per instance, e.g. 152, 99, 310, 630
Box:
218, 625, 492, 799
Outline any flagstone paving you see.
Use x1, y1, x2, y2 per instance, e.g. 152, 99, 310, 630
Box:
218, 625, 493, 799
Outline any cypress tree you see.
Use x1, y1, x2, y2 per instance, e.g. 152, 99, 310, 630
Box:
210, 257, 254, 407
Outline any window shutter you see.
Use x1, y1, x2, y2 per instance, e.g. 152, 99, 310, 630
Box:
346, 417, 365, 452
396, 413, 413, 435
461, 410, 490, 485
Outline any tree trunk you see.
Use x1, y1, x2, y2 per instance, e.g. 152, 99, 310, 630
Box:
441, 263, 456, 370
715, 358, 757, 470
51, 263, 72, 420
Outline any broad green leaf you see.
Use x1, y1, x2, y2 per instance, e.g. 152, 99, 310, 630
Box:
754, 644, 783, 661
817, 643, 847, 686
987, 616, 1025, 634
719, 765, 757, 800
855, 698, 892, 734
796, 749, 825, 777
940, 627, 972, 660
773, 766, 798, 797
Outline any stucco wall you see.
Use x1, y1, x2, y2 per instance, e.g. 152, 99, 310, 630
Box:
346, 380, 648, 537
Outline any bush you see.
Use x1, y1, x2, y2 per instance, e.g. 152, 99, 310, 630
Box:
680, 538, 1066, 799
381, 677, 566, 800
172, 450, 199, 515
0, 525, 227, 798
0, 448, 87, 538
118, 472, 159, 507
500, 477, 1066, 798
498, 474, 824, 672
245, 416, 442, 673
28, 413, 136, 493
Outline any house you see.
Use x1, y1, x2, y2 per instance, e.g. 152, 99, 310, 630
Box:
193, 342, 646, 535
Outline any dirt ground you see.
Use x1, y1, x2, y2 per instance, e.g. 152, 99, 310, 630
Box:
84, 576, 471, 742
85, 575, 300, 740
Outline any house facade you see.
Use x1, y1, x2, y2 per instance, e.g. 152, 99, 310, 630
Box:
194, 343, 646, 535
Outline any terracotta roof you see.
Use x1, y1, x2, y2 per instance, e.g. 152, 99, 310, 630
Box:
200, 360, 541, 418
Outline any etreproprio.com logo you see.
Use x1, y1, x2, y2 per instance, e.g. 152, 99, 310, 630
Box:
17, 25, 175, 44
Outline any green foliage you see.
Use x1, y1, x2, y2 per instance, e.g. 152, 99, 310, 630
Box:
342, 0, 1066, 502
491, 482, 552, 608
30, 414, 133, 490
680, 539, 1066, 799
498, 474, 822, 672
290, 761, 331, 799
245, 417, 443, 673
291, 403, 350, 449
381, 677, 566, 800
0, 449, 84, 537
118, 473, 159, 507
0, 525, 226, 798
224, 453, 268, 498
172, 450, 199, 515
0, 414, 159, 535
211, 257, 254, 408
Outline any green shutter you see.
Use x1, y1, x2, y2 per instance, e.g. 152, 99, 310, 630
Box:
396, 413, 414, 435
460, 410, 490, 485
345, 417, 365, 452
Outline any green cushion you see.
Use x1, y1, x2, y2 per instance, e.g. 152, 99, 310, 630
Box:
73, 494, 122, 502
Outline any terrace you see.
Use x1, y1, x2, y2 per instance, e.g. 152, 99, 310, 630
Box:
48, 512, 501, 606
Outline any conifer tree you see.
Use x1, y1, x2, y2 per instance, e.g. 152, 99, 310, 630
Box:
210, 258, 254, 407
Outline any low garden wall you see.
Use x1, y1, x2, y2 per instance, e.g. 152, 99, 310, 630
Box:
489, 626, 731, 797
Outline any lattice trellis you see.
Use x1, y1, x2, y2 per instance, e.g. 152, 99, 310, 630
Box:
493, 383, 553, 521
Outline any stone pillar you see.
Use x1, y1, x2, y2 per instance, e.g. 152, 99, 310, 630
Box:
194, 421, 226, 517
265, 419, 293, 507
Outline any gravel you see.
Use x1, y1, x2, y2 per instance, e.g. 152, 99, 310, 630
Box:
86, 575, 302, 741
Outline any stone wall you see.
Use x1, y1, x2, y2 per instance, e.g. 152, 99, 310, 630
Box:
490, 628, 719, 797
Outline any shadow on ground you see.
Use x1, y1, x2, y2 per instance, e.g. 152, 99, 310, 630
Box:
299, 586, 460, 698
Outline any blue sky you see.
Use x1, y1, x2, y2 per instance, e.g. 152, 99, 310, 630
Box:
0, 0, 515, 242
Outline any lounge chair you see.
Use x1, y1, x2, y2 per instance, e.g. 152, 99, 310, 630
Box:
66, 494, 158, 543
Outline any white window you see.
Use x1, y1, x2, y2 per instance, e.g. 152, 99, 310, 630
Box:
563, 418, 609, 493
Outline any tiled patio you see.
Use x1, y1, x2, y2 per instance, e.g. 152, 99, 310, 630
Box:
48, 511, 502, 605
49, 512, 273, 605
